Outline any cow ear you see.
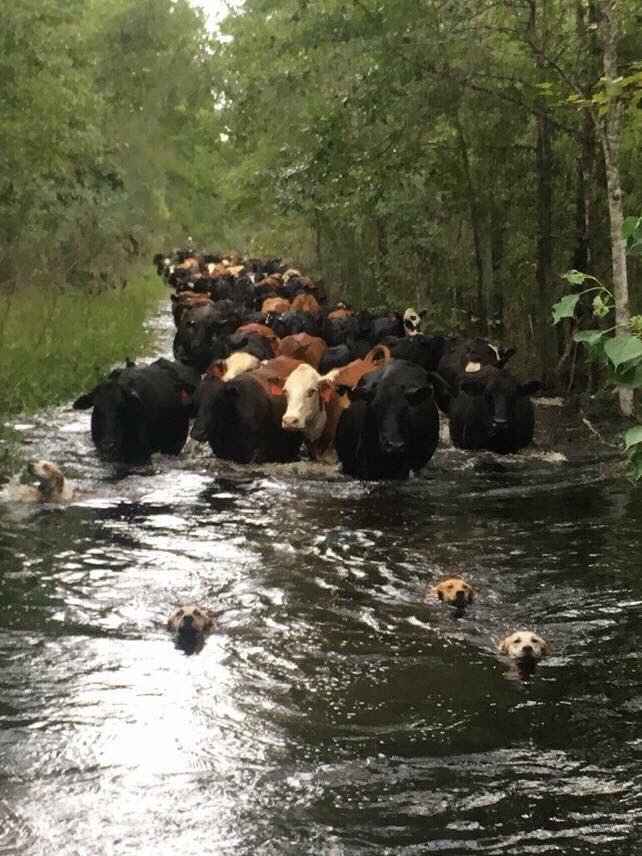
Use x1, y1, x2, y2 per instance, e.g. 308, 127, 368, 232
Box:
460, 377, 485, 396
211, 361, 225, 380
519, 380, 542, 396
267, 376, 285, 396
73, 388, 97, 410
318, 378, 334, 403
178, 386, 193, 406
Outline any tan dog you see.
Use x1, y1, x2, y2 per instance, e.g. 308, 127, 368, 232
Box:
14, 461, 75, 503
428, 577, 474, 608
167, 605, 214, 654
498, 631, 548, 662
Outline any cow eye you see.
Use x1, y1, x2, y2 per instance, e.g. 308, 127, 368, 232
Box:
405, 387, 429, 406
307, 388, 317, 398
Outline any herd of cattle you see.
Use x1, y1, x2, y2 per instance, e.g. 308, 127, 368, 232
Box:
72, 251, 543, 479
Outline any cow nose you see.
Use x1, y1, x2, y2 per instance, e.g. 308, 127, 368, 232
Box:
493, 417, 508, 427
383, 439, 404, 453
282, 416, 300, 430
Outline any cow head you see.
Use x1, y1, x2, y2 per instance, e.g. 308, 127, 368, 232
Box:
459, 367, 542, 433
278, 364, 334, 437
74, 374, 150, 463
403, 307, 427, 336
350, 361, 433, 457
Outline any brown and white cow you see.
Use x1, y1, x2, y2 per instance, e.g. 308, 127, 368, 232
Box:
277, 333, 327, 369
276, 364, 343, 464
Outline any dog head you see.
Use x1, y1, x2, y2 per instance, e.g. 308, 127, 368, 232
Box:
499, 631, 548, 662
167, 605, 214, 655
167, 605, 213, 636
28, 460, 65, 494
430, 577, 474, 608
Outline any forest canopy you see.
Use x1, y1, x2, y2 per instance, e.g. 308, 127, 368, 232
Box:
1, 0, 641, 383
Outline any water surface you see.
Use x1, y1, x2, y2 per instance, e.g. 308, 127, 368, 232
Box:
1, 304, 640, 855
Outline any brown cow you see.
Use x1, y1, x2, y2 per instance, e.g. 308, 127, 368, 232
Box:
277, 333, 328, 369
170, 292, 213, 326
329, 345, 391, 391
248, 357, 303, 395
292, 293, 320, 318
235, 323, 280, 356
262, 297, 291, 314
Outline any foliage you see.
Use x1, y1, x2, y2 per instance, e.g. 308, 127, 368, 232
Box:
0, 0, 219, 290
0, 273, 162, 413
210, 0, 642, 356
552, 217, 642, 478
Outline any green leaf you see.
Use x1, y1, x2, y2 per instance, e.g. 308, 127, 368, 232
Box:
552, 294, 580, 324
612, 362, 642, 389
592, 294, 611, 319
604, 335, 642, 369
622, 216, 641, 240
573, 330, 604, 346
624, 425, 642, 450
563, 270, 587, 285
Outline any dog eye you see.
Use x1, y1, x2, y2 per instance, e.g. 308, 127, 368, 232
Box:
176, 608, 184, 616
531, 636, 539, 644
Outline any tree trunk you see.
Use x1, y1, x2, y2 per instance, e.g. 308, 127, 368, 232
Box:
526, 0, 558, 385
596, 0, 632, 416
453, 114, 487, 333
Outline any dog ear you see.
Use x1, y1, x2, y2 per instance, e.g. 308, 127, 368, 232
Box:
540, 637, 549, 656
465, 587, 474, 603
498, 638, 510, 654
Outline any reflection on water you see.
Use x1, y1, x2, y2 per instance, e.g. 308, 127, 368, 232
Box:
0, 304, 640, 855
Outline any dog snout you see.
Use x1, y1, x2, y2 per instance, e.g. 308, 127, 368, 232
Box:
521, 644, 534, 656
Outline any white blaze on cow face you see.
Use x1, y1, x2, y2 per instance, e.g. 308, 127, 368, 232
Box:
281, 364, 331, 440
465, 361, 482, 373
207, 262, 216, 276
488, 343, 500, 362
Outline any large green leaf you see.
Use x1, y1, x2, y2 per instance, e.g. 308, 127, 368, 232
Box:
622, 216, 641, 240
604, 335, 642, 369
573, 330, 604, 347
624, 426, 642, 450
552, 294, 580, 324
612, 362, 642, 389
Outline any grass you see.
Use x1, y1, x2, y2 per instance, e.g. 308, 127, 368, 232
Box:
0, 272, 164, 414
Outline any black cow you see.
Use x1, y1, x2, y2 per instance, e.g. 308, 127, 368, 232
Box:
318, 344, 352, 374
173, 302, 245, 371
390, 334, 447, 373
335, 359, 440, 480
227, 331, 275, 361
437, 338, 515, 390
448, 365, 541, 454
367, 314, 404, 345
191, 375, 302, 464
73, 359, 199, 464
269, 310, 319, 339
320, 315, 359, 347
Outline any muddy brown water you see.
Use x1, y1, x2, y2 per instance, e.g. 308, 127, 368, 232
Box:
0, 303, 640, 855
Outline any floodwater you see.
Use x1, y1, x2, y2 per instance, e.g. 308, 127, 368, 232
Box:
0, 303, 640, 855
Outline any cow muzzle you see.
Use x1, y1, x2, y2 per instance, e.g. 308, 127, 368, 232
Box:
282, 415, 302, 431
